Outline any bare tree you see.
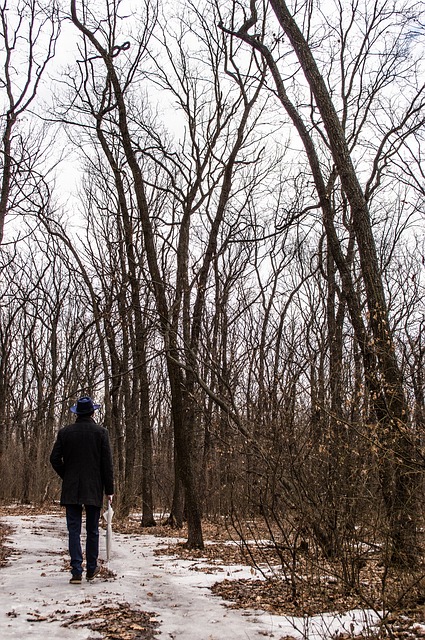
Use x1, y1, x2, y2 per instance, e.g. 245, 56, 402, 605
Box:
221, 0, 425, 565
66, 0, 270, 548
0, 0, 60, 244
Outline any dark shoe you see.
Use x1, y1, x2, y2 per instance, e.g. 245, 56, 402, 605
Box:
69, 574, 82, 584
86, 566, 100, 581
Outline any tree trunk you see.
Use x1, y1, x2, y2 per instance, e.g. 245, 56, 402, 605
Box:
226, 0, 419, 564
268, 0, 419, 565
140, 339, 156, 527
166, 445, 185, 529
70, 1, 204, 549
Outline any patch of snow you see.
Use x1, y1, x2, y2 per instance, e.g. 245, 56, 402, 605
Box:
0, 513, 380, 639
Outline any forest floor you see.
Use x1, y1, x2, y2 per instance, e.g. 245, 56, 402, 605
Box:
0, 505, 425, 639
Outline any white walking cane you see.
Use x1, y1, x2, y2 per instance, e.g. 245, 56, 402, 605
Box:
103, 497, 114, 570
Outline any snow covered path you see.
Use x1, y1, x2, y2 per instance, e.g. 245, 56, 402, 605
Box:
0, 513, 377, 639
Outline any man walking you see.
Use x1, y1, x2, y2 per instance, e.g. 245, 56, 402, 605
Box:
50, 396, 114, 584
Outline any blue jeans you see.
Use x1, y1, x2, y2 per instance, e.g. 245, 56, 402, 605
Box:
65, 505, 101, 577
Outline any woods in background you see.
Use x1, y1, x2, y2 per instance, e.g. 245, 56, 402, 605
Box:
0, 0, 424, 576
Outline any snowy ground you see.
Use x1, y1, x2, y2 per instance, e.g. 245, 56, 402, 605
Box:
0, 512, 379, 639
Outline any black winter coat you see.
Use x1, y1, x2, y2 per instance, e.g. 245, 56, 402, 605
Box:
50, 417, 114, 507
